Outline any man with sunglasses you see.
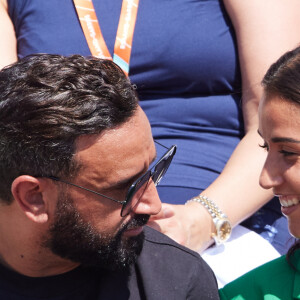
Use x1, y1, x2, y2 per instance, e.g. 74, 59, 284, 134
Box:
0, 54, 218, 299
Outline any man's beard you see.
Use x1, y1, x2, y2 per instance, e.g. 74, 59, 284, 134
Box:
42, 191, 150, 270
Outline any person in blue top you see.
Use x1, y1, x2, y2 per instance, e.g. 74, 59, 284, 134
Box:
219, 45, 300, 300
0, 0, 300, 254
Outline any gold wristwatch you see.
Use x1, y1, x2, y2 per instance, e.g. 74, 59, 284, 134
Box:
186, 195, 232, 245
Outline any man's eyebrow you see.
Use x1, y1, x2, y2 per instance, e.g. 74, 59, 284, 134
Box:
257, 129, 300, 144
103, 149, 158, 191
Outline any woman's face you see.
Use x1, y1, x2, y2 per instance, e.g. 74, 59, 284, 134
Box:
259, 94, 300, 238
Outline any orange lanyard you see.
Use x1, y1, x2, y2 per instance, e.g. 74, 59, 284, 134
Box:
73, 0, 139, 76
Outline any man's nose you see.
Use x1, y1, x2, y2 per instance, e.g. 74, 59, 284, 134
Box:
131, 180, 162, 216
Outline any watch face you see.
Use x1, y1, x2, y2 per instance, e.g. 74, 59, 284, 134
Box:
216, 219, 232, 243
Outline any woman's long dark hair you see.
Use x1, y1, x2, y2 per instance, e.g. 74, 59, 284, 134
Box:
287, 240, 300, 265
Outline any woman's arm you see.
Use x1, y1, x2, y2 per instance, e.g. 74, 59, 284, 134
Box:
149, 0, 300, 252
0, 0, 18, 69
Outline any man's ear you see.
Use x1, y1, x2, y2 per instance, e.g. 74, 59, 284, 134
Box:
11, 176, 49, 224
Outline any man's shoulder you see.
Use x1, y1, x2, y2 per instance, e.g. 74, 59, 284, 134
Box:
142, 225, 202, 260
141, 226, 212, 274
133, 226, 219, 300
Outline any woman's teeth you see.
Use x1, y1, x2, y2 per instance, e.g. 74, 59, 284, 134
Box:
280, 198, 300, 207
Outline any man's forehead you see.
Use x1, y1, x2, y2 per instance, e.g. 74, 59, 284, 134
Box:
75, 107, 152, 153
72, 107, 155, 187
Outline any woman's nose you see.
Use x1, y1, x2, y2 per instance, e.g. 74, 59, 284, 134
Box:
259, 155, 283, 190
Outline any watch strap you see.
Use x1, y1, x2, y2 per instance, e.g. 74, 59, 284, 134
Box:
186, 195, 232, 244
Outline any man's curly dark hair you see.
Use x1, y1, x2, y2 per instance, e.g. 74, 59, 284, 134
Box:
0, 54, 138, 203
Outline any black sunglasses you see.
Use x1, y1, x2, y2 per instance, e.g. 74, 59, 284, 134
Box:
47, 142, 176, 217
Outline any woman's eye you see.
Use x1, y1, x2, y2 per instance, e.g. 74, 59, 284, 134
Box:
279, 150, 296, 157
259, 142, 269, 151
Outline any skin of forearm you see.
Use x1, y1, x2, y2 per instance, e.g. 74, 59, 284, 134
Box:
0, 0, 18, 69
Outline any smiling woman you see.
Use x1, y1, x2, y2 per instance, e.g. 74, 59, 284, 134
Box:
219, 46, 300, 299
259, 96, 300, 239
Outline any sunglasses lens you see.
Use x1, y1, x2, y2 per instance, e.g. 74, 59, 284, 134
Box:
121, 171, 151, 217
121, 145, 176, 217
152, 149, 174, 185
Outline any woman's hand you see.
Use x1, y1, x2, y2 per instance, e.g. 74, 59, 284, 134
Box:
147, 202, 214, 253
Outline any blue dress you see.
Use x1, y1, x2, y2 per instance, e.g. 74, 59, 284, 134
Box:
7, 0, 292, 253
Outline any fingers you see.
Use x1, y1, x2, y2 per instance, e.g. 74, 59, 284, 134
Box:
149, 203, 175, 220
147, 217, 188, 246
148, 203, 187, 245
147, 220, 161, 232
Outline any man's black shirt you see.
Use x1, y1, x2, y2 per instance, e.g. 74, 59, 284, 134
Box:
0, 227, 219, 299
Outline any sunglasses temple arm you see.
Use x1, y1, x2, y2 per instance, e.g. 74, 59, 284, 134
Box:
47, 176, 126, 205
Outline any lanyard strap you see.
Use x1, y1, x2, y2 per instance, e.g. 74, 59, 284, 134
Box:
74, 0, 139, 76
